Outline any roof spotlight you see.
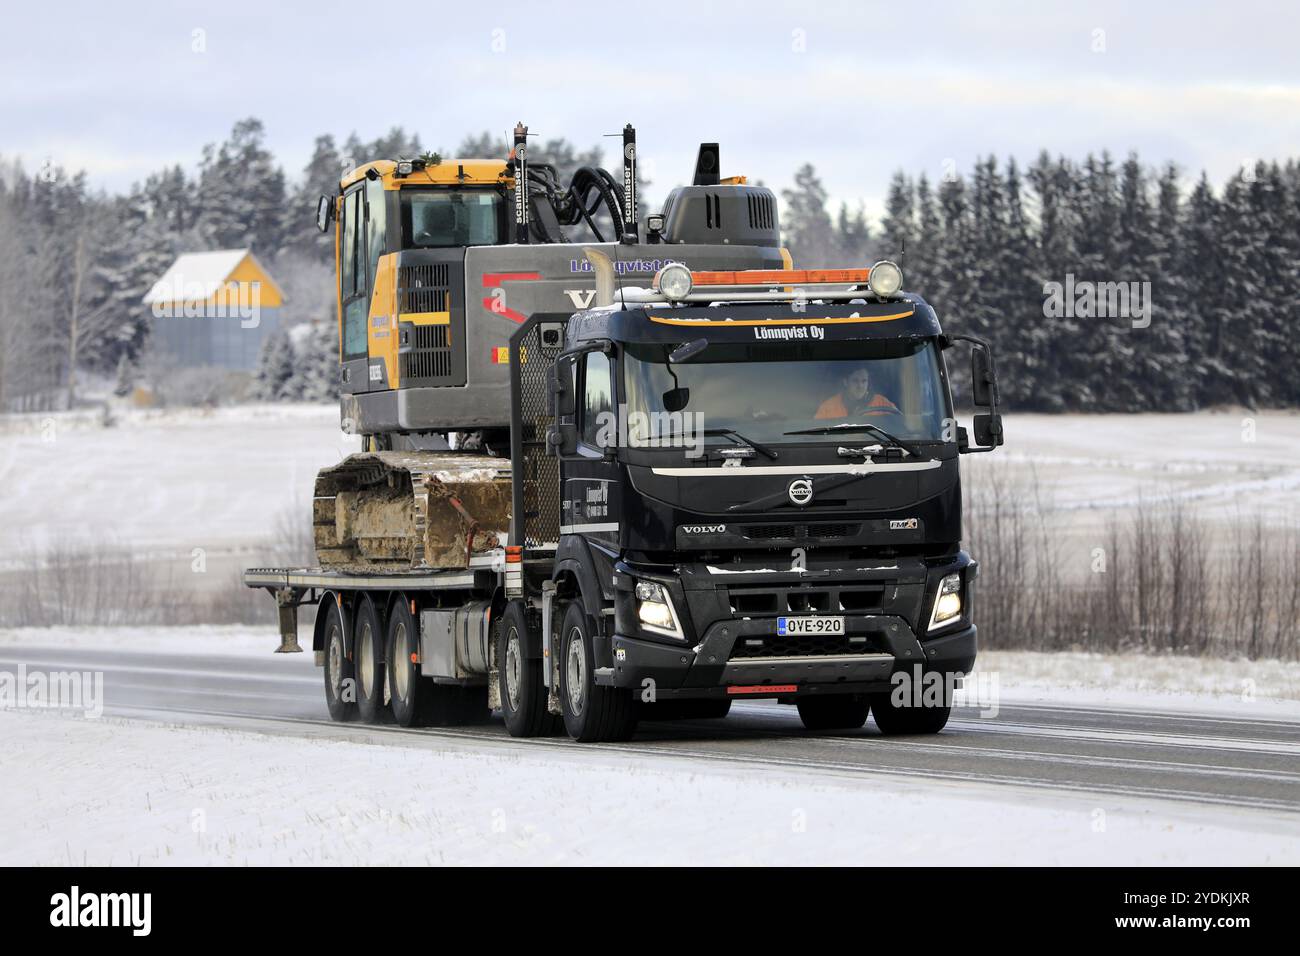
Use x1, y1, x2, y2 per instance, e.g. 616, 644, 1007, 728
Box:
655, 263, 694, 302
868, 260, 904, 298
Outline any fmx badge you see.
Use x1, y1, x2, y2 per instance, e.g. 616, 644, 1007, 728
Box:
890, 518, 919, 530
788, 479, 814, 507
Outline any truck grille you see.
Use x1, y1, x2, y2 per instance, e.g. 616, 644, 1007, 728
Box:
727, 585, 886, 615
740, 522, 860, 541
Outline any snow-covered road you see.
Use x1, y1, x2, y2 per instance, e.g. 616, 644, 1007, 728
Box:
2, 633, 1297, 865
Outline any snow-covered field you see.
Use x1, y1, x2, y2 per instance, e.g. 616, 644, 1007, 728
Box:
0, 404, 361, 570
970, 411, 1300, 525
2, 404, 1296, 565
1, 705, 1292, 867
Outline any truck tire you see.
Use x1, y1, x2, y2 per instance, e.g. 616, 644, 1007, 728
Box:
558, 601, 638, 743
354, 595, 388, 723
497, 601, 560, 737
796, 694, 871, 731
869, 691, 951, 735
387, 597, 432, 727
322, 600, 356, 722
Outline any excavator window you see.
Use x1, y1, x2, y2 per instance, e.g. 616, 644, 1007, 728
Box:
402, 189, 503, 248
340, 186, 368, 360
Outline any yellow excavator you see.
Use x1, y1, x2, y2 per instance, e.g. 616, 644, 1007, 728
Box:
310, 123, 789, 570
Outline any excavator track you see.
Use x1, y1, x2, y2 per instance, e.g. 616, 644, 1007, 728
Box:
312, 452, 512, 571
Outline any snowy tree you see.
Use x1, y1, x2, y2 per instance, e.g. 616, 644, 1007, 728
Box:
194, 118, 288, 255
780, 164, 835, 266
294, 321, 339, 402
253, 328, 296, 401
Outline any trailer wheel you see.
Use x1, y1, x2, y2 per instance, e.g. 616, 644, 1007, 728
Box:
354, 596, 388, 723
558, 602, 638, 743
796, 694, 871, 731
322, 600, 356, 722
497, 601, 560, 737
387, 598, 432, 727
868, 691, 951, 735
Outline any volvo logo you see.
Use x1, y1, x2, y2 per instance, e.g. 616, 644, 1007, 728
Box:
788, 479, 814, 507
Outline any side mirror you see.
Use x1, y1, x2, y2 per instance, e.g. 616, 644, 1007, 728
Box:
948, 333, 1005, 455
662, 387, 690, 413
973, 413, 1004, 448
551, 356, 577, 418
971, 348, 995, 407
316, 195, 334, 233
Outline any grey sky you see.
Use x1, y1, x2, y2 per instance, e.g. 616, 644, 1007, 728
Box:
3, 0, 1298, 220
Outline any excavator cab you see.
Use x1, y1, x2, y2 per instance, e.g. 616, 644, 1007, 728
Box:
316, 126, 789, 451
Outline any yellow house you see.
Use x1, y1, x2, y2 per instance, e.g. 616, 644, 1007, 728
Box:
143, 249, 286, 370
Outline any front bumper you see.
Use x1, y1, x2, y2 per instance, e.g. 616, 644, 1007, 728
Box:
603, 621, 976, 699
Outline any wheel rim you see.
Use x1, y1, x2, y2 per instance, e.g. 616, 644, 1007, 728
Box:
358, 623, 374, 695
565, 627, 585, 716
505, 627, 523, 713
327, 626, 343, 700
394, 621, 410, 700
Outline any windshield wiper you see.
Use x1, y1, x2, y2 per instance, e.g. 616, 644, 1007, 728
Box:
783, 422, 921, 458
703, 428, 778, 460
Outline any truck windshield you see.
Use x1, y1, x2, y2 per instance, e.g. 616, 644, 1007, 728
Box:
622, 339, 949, 447
401, 189, 503, 248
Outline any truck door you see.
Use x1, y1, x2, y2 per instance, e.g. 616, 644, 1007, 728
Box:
562, 348, 621, 550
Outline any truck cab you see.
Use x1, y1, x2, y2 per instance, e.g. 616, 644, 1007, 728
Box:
505, 262, 1005, 740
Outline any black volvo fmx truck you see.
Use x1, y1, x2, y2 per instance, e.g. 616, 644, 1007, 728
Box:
500, 258, 1005, 740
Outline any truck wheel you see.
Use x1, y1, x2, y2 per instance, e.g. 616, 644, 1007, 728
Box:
497, 601, 559, 737
354, 596, 388, 723
322, 600, 356, 722
869, 691, 951, 735
387, 597, 432, 727
796, 694, 871, 731
558, 601, 638, 743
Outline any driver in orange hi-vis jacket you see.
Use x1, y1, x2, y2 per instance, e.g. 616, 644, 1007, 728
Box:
814, 367, 899, 419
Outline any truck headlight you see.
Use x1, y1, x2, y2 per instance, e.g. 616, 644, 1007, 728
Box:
868, 259, 903, 297
636, 580, 684, 639
928, 573, 963, 631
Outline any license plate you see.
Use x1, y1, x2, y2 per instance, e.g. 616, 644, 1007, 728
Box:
777, 615, 845, 636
